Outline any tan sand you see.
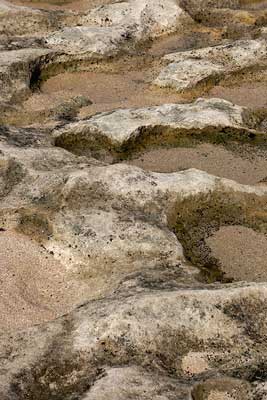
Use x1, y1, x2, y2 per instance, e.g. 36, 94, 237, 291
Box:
208, 70, 267, 109
0, 230, 88, 332
207, 225, 267, 282
29, 65, 188, 120
11, 0, 114, 12
126, 143, 267, 185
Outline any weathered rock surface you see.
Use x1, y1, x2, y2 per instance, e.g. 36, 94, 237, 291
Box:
45, 0, 191, 59
53, 98, 261, 158
0, 0, 64, 36
0, 48, 53, 103
1, 126, 267, 323
155, 39, 267, 92
1, 281, 267, 399
1, 0, 267, 398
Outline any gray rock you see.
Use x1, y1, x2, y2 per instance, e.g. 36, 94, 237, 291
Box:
0, 0, 64, 36
0, 48, 53, 103
53, 98, 256, 156
1, 281, 267, 399
46, 0, 191, 59
155, 39, 267, 92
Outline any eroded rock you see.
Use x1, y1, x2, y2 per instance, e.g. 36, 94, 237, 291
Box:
0, 48, 54, 103
0, 0, 64, 36
1, 282, 267, 399
45, 0, 191, 59
155, 39, 267, 92
53, 98, 260, 159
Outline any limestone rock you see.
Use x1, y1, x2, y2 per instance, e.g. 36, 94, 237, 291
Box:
46, 0, 190, 59
45, 26, 126, 59
53, 98, 256, 157
1, 282, 267, 399
0, 0, 64, 36
0, 48, 53, 103
154, 39, 267, 92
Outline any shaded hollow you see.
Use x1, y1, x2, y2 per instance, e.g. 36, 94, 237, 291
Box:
169, 190, 267, 283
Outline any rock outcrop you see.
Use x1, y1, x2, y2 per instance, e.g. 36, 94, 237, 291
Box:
45, 0, 191, 59
53, 98, 264, 159
0, 48, 53, 103
1, 0, 267, 398
155, 39, 267, 92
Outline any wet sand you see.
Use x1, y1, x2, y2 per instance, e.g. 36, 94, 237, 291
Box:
126, 144, 267, 185
207, 226, 267, 282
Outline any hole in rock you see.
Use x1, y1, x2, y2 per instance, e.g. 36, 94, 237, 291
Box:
170, 191, 267, 283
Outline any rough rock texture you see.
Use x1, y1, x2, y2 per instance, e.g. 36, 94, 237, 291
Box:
45, 0, 191, 59
0, 0, 64, 35
53, 98, 261, 158
1, 0, 267, 398
1, 280, 267, 399
155, 39, 267, 92
0, 48, 53, 103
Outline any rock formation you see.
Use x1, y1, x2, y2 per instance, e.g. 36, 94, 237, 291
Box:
0, 0, 267, 399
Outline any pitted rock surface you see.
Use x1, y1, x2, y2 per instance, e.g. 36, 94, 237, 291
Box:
1, 0, 267, 398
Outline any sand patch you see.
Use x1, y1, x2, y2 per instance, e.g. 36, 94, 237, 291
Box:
11, 0, 114, 12
0, 230, 88, 331
126, 143, 267, 185
207, 225, 267, 282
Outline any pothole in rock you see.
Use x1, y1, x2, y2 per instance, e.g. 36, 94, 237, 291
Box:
170, 191, 267, 283
5, 27, 225, 127
126, 143, 267, 186
12, 60, 186, 126
147, 26, 224, 57
207, 225, 267, 282
0, 230, 90, 332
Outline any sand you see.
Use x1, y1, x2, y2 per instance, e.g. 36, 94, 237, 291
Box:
11, 0, 114, 12
126, 143, 267, 185
18, 26, 224, 124
207, 225, 267, 282
0, 230, 89, 332
209, 82, 267, 109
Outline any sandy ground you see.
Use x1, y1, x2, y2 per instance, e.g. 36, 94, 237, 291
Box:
207, 225, 267, 282
208, 70, 267, 110
12, 0, 114, 12
0, 230, 89, 332
18, 27, 224, 123
39, 69, 185, 119
126, 144, 267, 185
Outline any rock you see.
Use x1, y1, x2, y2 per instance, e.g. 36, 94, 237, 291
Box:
82, 366, 191, 399
154, 39, 267, 92
192, 377, 252, 400
0, 0, 64, 36
180, 0, 240, 17
80, 0, 189, 41
45, 26, 127, 59
53, 98, 257, 157
1, 122, 267, 397
45, 0, 191, 59
0, 282, 267, 398
0, 48, 54, 103
1, 126, 267, 307
1, 0, 267, 397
